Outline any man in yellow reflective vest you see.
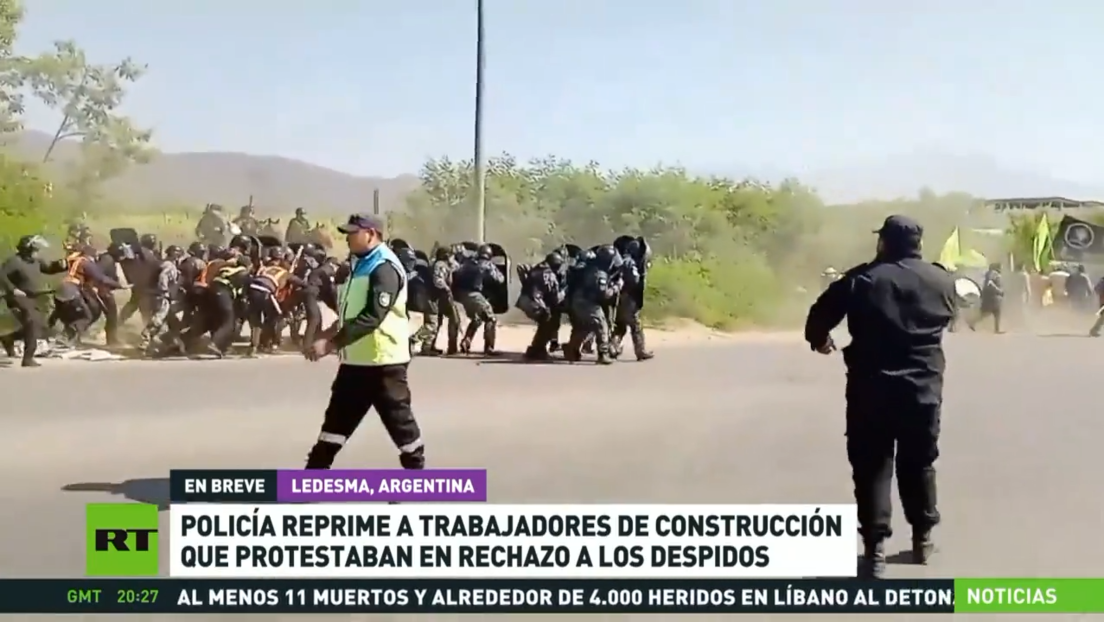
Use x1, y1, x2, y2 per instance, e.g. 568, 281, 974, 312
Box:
302, 214, 424, 471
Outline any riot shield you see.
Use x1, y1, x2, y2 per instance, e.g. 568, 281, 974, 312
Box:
635, 237, 651, 309
954, 276, 981, 308
486, 242, 511, 314
613, 235, 635, 256
257, 235, 282, 249
109, 228, 140, 251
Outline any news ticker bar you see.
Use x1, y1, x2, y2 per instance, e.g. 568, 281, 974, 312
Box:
0, 578, 1101, 614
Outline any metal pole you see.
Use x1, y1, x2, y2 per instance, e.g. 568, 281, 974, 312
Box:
474, 0, 486, 243
372, 188, 380, 216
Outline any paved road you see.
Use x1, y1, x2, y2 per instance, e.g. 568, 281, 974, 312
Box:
1, 333, 1099, 620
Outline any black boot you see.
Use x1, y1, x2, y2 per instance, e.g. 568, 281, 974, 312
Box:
858, 539, 886, 579
912, 528, 934, 565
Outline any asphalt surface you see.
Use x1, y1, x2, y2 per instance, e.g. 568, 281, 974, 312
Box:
1, 332, 1100, 620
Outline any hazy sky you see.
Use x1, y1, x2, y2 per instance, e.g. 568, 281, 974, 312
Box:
16, 1, 1104, 180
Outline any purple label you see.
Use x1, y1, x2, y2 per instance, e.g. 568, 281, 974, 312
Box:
276, 469, 487, 502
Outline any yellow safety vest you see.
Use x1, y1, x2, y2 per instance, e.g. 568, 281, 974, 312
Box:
337, 245, 410, 366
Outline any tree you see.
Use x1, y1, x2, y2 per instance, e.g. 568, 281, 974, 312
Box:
0, 0, 26, 135
21, 40, 154, 171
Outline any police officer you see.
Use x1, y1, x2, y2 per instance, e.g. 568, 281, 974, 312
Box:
233, 205, 260, 236
302, 213, 424, 472
969, 263, 1003, 333
0, 235, 68, 366
139, 245, 185, 356
804, 215, 954, 578
453, 244, 505, 354
565, 245, 621, 364
195, 204, 229, 246
611, 240, 653, 361
415, 246, 461, 355
119, 233, 161, 326
520, 251, 566, 360
286, 208, 311, 245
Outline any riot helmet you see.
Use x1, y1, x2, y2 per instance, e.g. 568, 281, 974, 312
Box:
434, 246, 451, 261
139, 233, 158, 250
16, 234, 48, 256
295, 208, 306, 218
544, 251, 564, 271
164, 245, 184, 261
229, 235, 252, 253
187, 242, 206, 257
477, 244, 493, 260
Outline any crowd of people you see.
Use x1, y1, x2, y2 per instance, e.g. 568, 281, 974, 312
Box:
0, 211, 656, 368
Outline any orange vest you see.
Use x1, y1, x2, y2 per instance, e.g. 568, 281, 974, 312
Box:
63, 252, 86, 286
197, 258, 228, 287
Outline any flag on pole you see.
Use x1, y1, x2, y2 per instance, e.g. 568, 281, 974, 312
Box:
938, 227, 962, 271
1032, 213, 1052, 272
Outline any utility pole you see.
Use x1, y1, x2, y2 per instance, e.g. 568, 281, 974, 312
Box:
474, 0, 487, 243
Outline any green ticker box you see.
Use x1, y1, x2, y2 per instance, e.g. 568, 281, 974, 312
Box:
956, 578, 1104, 613
85, 503, 159, 577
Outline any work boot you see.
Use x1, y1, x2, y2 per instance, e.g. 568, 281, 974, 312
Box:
446, 344, 459, 356
636, 350, 655, 361
596, 352, 614, 365
419, 345, 443, 356
912, 529, 934, 565
858, 539, 886, 579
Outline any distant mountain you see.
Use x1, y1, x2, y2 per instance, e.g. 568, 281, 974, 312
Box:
1, 130, 420, 214
803, 150, 1104, 204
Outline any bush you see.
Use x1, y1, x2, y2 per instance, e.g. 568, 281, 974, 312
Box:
3, 151, 1033, 334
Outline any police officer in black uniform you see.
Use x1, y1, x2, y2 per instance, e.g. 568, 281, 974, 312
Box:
804, 215, 955, 578
453, 244, 505, 354
520, 251, 566, 360
1, 235, 68, 366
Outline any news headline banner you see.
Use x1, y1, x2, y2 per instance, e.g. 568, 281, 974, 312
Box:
3, 579, 965, 614
169, 469, 487, 504
169, 504, 857, 578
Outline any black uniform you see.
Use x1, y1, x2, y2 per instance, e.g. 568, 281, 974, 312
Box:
305, 236, 423, 472
520, 254, 565, 359
969, 265, 1004, 332
1, 243, 68, 366
803, 215, 955, 578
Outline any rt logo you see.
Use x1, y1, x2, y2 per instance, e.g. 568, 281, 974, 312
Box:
85, 503, 159, 577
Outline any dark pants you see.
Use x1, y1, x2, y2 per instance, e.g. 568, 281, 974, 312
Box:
970, 300, 1001, 332
100, 292, 120, 345
191, 285, 236, 353
2, 295, 46, 363
120, 290, 153, 326
306, 364, 425, 470
245, 286, 281, 351
845, 380, 941, 542
292, 291, 322, 348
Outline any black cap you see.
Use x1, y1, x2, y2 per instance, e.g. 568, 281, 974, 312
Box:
337, 213, 385, 235
874, 215, 923, 239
